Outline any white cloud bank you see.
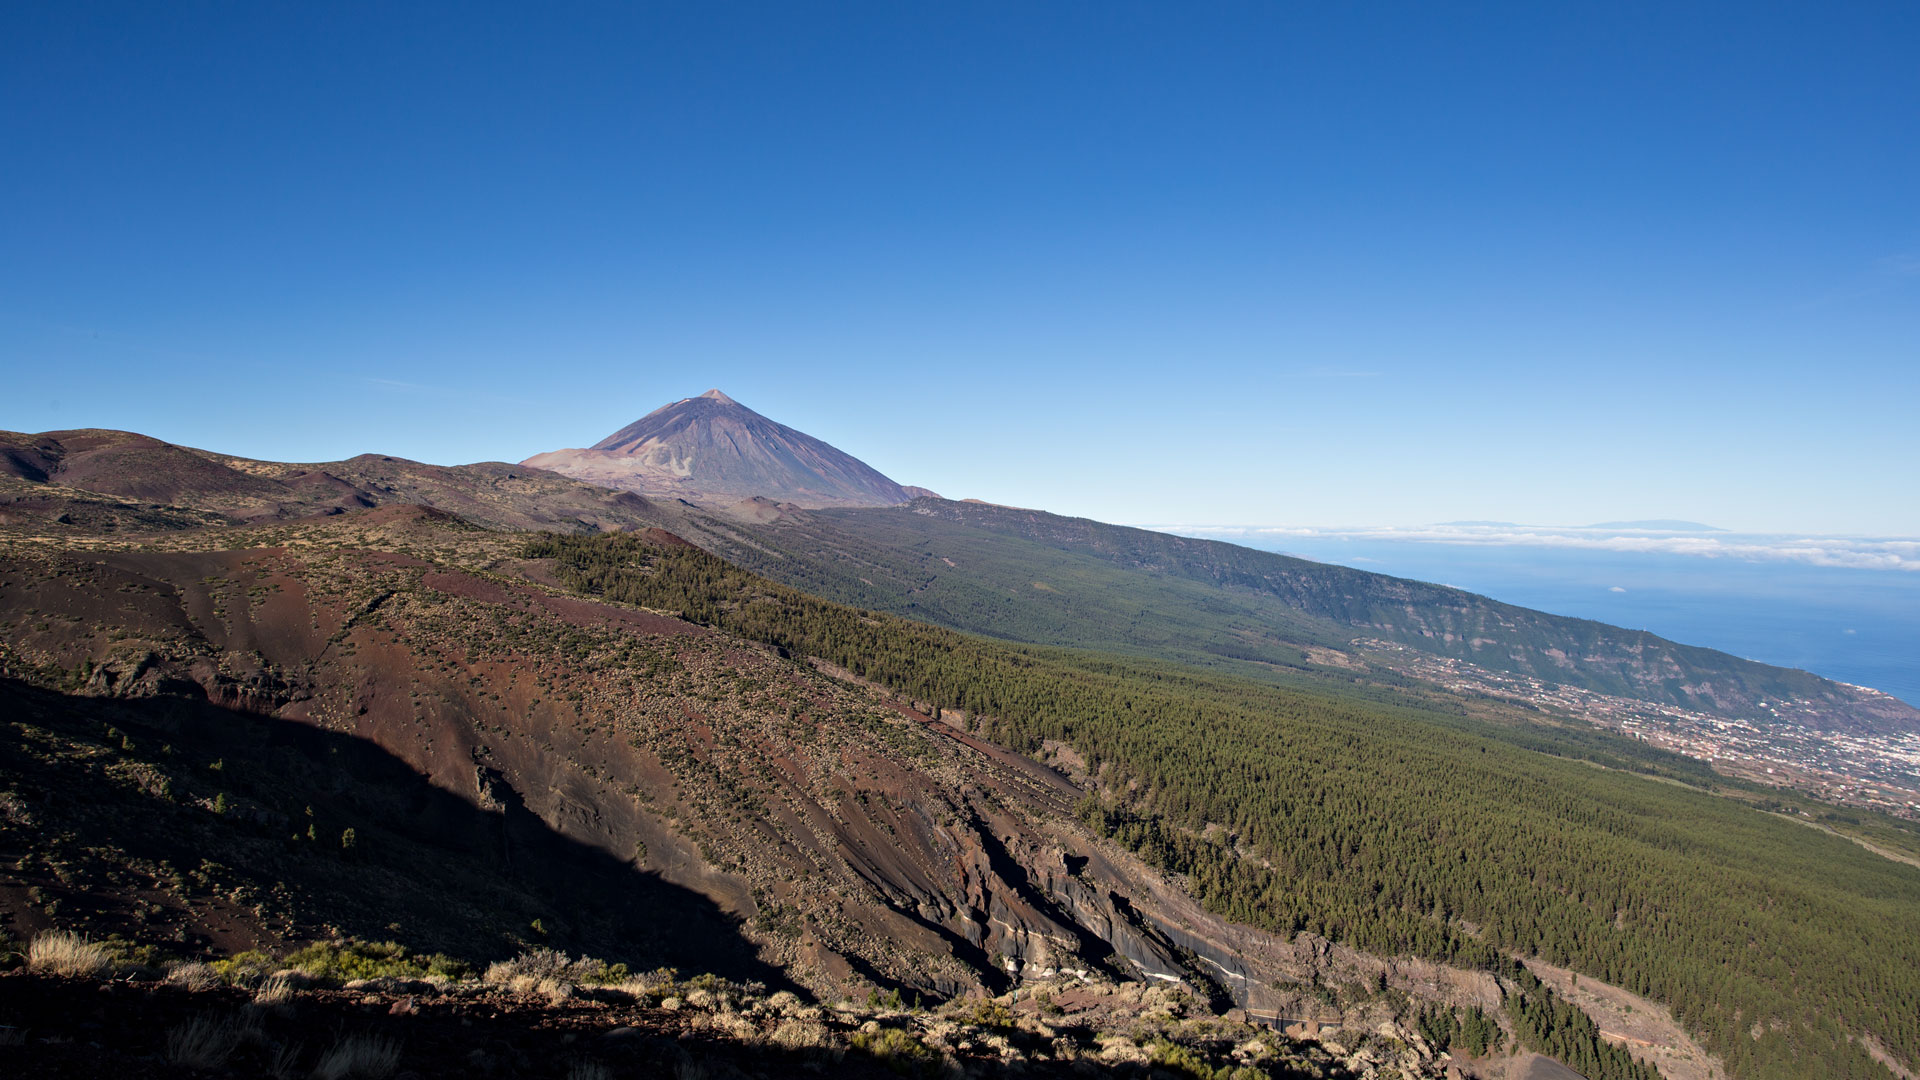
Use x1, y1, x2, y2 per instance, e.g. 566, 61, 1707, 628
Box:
1151, 523, 1920, 573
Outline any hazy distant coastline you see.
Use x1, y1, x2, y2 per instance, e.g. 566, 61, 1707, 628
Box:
1163, 525, 1920, 708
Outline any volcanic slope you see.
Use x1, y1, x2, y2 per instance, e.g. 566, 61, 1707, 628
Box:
4, 491, 1920, 1077
3, 506, 1566, 1079
691, 497, 1920, 734
520, 389, 916, 508
0, 510, 1057, 996
0, 509, 1463, 992
507, 530, 1920, 1080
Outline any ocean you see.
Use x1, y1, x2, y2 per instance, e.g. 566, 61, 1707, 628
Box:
1204, 534, 1920, 708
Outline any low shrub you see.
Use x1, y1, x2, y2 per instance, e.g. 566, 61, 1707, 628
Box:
1144, 1038, 1266, 1080
955, 998, 1015, 1029
284, 939, 467, 984
770, 1019, 838, 1053
691, 1009, 761, 1042
850, 1025, 939, 1076
482, 947, 628, 988
212, 949, 276, 986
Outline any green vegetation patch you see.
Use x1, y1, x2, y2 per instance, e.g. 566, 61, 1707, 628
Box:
848, 1025, 941, 1076
275, 939, 468, 984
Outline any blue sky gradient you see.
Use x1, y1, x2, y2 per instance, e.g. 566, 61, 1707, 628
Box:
3, 2, 1915, 532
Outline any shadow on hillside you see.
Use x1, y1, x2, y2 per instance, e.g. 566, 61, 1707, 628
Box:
0, 677, 794, 993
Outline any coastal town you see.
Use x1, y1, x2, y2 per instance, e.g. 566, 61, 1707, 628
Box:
1360, 639, 1920, 820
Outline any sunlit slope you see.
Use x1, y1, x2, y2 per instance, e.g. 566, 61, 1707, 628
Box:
538, 531, 1920, 1080
696, 500, 1355, 672
703, 498, 1919, 733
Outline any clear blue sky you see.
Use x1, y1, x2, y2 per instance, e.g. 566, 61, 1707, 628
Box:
3, 2, 1915, 533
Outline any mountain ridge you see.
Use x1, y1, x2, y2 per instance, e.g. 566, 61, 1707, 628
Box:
0, 427, 684, 534
8, 423, 1912, 741
699, 496, 1920, 738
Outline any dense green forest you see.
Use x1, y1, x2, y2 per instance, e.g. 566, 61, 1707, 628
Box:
527, 533, 1920, 1080
1503, 967, 1661, 1080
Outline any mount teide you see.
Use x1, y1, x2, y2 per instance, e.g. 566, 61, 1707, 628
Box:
522, 389, 924, 508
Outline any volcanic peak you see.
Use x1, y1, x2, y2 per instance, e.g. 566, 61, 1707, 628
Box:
525, 390, 915, 509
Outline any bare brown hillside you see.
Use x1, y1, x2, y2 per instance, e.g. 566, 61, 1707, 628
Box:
0, 509, 1492, 1017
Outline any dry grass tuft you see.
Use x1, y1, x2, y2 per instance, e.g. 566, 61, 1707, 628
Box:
253, 971, 299, 1009
690, 1011, 761, 1043
495, 972, 574, 1003
166, 961, 220, 991
27, 930, 112, 977
567, 1062, 613, 1080
610, 976, 653, 999
268, 1040, 305, 1080
165, 1014, 243, 1069
770, 1018, 838, 1054
311, 1033, 402, 1079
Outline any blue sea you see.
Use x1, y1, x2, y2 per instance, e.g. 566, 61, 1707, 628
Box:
1212, 535, 1920, 708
